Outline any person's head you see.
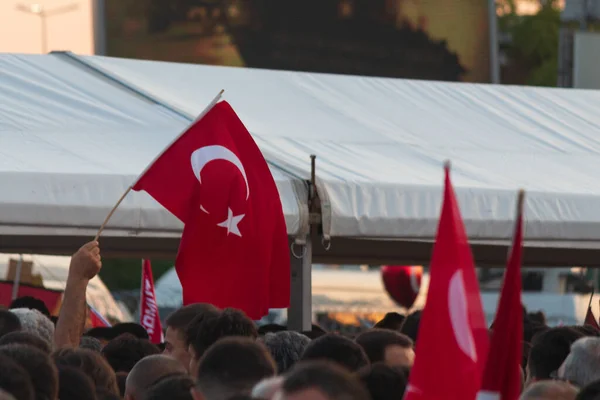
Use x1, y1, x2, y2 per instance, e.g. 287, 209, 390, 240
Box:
53, 347, 119, 396
85, 327, 114, 346
10, 296, 50, 318
520, 381, 578, 400
560, 337, 600, 387
399, 310, 421, 344
280, 361, 370, 400
0, 343, 58, 400
193, 337, 276, 400
527, 327, 584, 386
9, 308, 54, 346
57, 365, 97, 400
251, 377, 284, 400
80, 336, 104, 352
125, 354, 187, 400
301, 333, 369, 372
0, 331, 51, 353
164, 303, 220, 370
260, 331, 311, 373
111, 323, 150, 340
576, 379, 600, 400
0, 310, 21, 339
358, 363, 408, 400
374, 312, 406, 332
143, 375, 195, 400
355, 329, 414, 368
187, 308, 257, 375
102, 333, 160, 373
0, 353, 35, 400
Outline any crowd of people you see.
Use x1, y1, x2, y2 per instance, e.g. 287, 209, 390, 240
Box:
1, 242, 600, 400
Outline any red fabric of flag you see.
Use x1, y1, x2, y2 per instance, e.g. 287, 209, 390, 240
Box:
132, 101, 290, 319
477, 193, 524, 400
405, 165, 489, 400
88, 305, 111, 328
585, 306, 600, 330
140, 260, 164, 344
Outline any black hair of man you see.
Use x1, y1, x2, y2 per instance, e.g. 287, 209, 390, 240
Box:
166, 303, 220, 333
85, 327, 114, 341
374, 312, 406, 332
80, 336, 103, 352
400, 310, 421, 344
577, 379, 600, 400
9, 296, 50, 317
358, 363, 408, 400
125, 354, 187, 400
0, 331, 51, 353
0, 311, 21, 339
0, 343, 58, 400
195, 337, 276, 400
57, 365, 97, 400
301, 333, 369, 372
102, 333, 160, 373
260, 331, 311, 373
355, 329, 413, 364
528, 326, 585, 381
257, 323, 287, 335
111, 323, 150, 340
142, 375, 195, 400
0, 353, 35, 400
53, 347, 120, 396
283, 360, 370, 400
187, 308, 257, 359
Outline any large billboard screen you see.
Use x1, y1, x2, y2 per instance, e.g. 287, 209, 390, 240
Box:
106, 0, 490, 82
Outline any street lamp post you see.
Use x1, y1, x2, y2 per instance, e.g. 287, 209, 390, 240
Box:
16, 2, 79, 53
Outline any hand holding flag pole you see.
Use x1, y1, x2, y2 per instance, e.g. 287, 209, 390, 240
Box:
93, 90, 225, 241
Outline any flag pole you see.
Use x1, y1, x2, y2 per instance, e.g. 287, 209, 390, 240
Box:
588, 288, 595, 311
93, 90, 224, 241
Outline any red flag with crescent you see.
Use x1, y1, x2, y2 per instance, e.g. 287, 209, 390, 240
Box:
140, 260, 164, 343
132, 100, 290, 319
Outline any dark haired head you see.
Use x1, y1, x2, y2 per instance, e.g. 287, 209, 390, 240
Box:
400, 310, 421, 344
143, 375, 194, 400
0, 344, 58, 400
111, 323, 149, 340
358, 363, 408, 400
101, 333, 160, 372
0, 353, 35, 400
57, 365, 97, 400
527, 327, 584, 384
125, 354, 187, 399
355, 329, 414, 367
301, 333, 369, 372
9, 296, 50, 317
260, 331, 311, 373
374, 312, 406, 331
53, 347, 119, 396
0, 310, 21, 339
0, 331, 51, 353
85, 327, 114, 342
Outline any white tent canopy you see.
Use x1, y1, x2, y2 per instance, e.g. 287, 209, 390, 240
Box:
0, 53, 306, 254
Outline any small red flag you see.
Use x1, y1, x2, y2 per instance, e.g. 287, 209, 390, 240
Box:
477, 191, 524, 400
132, 100, 290, 319
89, 304, 111, 328
140, 260, 164, 344
405, 164, 489, 400
585, 305, 600, 330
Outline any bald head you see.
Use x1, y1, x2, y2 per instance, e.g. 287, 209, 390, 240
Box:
520, 381, 578, 400
125, 355, 187, 400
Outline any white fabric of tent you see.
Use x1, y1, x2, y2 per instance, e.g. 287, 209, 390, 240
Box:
70, 54, 600, 253
0, 53, 306, 247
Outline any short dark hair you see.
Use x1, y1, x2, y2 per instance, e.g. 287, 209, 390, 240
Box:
85, 327, 114, 341
9, 296, 50, 317
0, 353, 35, 400
143, 375, 195, 400
358, 363, 408, 400
301, 333, 369, 372
0, 344, 58, 400
374, 312, 406, 331
528, 327, 585, 380
53, 348, 119, 396
111, 323, 149, 340
101, 333, 160, 372
283, 361, 370, 400
166, 303, 219, 332
355, 329, 413, 364
57, 365, 97, 400
576, 378, 600, 400
260, 331, 311, 373
0, 331, 51, 353
400, 310, 422, 344
0, 310, 21, 339
196, 337, 276, 400
80, 336, 103, 352
187, 308, 257, 359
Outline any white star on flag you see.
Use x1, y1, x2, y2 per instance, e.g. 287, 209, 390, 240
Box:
217, 207, 245, 237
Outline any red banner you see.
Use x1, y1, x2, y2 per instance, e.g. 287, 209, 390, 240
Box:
0, 280, 62, 315
139, 260, 164, 343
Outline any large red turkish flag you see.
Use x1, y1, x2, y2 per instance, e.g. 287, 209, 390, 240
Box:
405, 165, 489, 400
133, 101, 290, 319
